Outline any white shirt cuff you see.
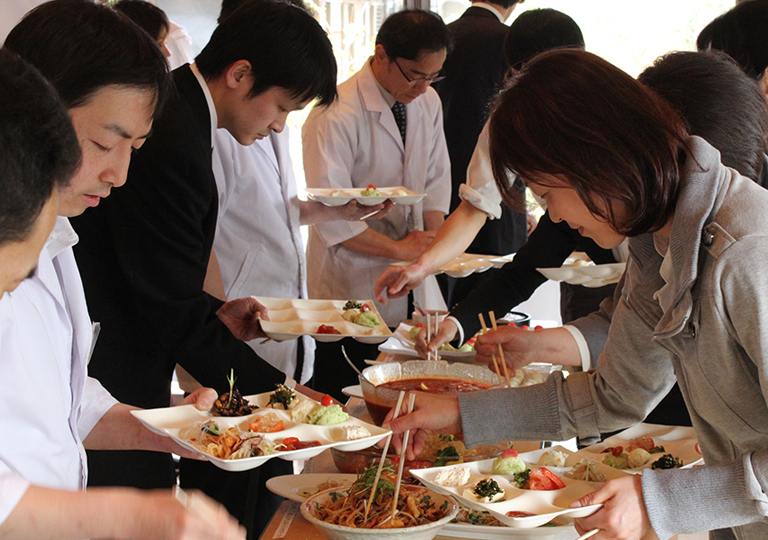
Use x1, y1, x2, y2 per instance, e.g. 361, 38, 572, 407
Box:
446, 315, 465, 346
562, 325, 591, 372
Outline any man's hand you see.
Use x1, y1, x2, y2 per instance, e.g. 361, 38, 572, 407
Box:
337, 199, 394, 221
413, 319, 458, 358
385, 392, 462, 460
571, 475, 650, 540
179, 388, 218, 411
216, 297, 269, 341
395, 229, 436, 261
374, 263, 429, 304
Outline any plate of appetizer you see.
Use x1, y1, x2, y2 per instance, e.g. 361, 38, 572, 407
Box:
377, 321, 477, 360
409, 446, 628, 529
570, 423, 703, 474
131, 384, 389, 472
306, 185, 426, 206
256, 297, 392, 344
392, 252, 515, 278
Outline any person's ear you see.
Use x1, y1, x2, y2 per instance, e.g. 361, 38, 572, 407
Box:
759, 67, 768, 97
373, 44, 389, 64
225, 59, 252, 90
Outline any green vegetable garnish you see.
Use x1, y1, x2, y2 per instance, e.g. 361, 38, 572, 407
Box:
434, 445, 461, 467
343, 300, 362, 311
268, 383, 296, 409
512, 469, 531, 488
225, 369, 236, 409
473, 478, 503, 500
202, 422, 220, 436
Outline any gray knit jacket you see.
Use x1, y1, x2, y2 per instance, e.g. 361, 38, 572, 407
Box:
459, 137, 768, 539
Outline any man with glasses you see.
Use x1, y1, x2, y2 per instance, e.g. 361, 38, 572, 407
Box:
302, 9, 453, 398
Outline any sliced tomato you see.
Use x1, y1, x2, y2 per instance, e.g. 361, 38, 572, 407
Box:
526, 468, 565, 491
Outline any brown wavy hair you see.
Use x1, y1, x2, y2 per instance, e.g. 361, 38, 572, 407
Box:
489, 49, 689, 236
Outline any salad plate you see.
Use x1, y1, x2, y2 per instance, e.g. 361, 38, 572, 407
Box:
410, 446, 627, 529
571, 423, 703, 474
306, 186, 426, 207
256, 297, 392, 344
377, 321, 476, 360
131, 390, 389, 472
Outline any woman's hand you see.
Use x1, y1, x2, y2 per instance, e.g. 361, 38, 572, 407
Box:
474, 326, 583, 371
413, 319, 459, 358
374, 263, 430, 303
337, 199, 394, 221
384, 392, 462, 460
571, 475, 651, 540
474, 325, 546, 371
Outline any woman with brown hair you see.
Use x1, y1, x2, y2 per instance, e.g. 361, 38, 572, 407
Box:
387, 49, 768, 539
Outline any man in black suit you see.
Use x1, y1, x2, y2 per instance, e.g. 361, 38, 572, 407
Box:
71, 2, 337, 537
433, 0, 527, 309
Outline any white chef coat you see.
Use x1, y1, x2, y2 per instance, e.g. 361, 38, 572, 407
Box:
0, 218, 118, 525
212, 128, 316, 383
303, 60, 451, 326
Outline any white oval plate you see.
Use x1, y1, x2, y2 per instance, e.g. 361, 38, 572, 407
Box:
537, 262, 625, 288
306, 187, 426, 207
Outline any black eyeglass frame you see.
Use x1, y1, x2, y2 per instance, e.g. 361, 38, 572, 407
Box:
392, 58, 446, 84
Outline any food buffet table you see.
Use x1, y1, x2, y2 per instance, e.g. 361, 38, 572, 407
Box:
257, 352, 708, 540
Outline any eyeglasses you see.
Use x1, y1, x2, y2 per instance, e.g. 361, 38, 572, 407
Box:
393, 58, 445, 84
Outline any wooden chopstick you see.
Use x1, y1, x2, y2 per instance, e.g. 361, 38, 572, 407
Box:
478, 313, 504, 387
489, 311, 511, 387
390, 393, 416, 521
364, 390, 406, 525
426, 312, 432, 361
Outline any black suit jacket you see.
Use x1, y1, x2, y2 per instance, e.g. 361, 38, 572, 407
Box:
433, 7, 528, 308
72, 65, 285, 486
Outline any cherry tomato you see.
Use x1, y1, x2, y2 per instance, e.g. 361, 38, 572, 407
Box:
612, 446, 624, 457
367, 183, 376, 190
360, 303, 371, 312
501, 448, 518, 458
321, 394, 333, 407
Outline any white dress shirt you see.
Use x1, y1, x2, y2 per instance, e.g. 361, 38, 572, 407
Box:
0, 218, 118, 525
302, 60, 451, 325
212, 128, 316, 383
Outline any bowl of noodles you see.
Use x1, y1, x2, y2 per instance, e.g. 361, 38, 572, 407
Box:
301, 465, 458, 540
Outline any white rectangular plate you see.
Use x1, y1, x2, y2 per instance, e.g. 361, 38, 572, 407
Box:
392, 252, 515, 278
571, 423, 703, 474
410, 446, 628, 529
306, 187, 426, 207
378, 321, 476, 360
256, 297, 392, 344
131, 391, 390, 472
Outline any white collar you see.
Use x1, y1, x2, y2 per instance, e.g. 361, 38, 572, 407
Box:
471, 2, 505, 22
46, 217, 79, 259
189, 62, 218, 149
368, 58, 398, 109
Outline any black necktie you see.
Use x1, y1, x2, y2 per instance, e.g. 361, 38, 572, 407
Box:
392, 101, 406, 144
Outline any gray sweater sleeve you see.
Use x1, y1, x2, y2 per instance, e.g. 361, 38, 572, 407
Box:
642, 453, 765, 539
568, 273, 623, 366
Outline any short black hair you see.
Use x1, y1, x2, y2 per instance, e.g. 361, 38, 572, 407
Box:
697, 0, 768, 80
197, 0, 337, 106
375, 9, 453, 62
639, 50, 768, 182
4, 0, 170, 116
0, 49, 81, 245
218, 0, 308, 24
113, 0, 170, 43
505, 8, 584, 71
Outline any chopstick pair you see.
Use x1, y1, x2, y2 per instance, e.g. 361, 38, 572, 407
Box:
478, 312, 512, 387
364, 390, 415, 526
425, 312, 440, 361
